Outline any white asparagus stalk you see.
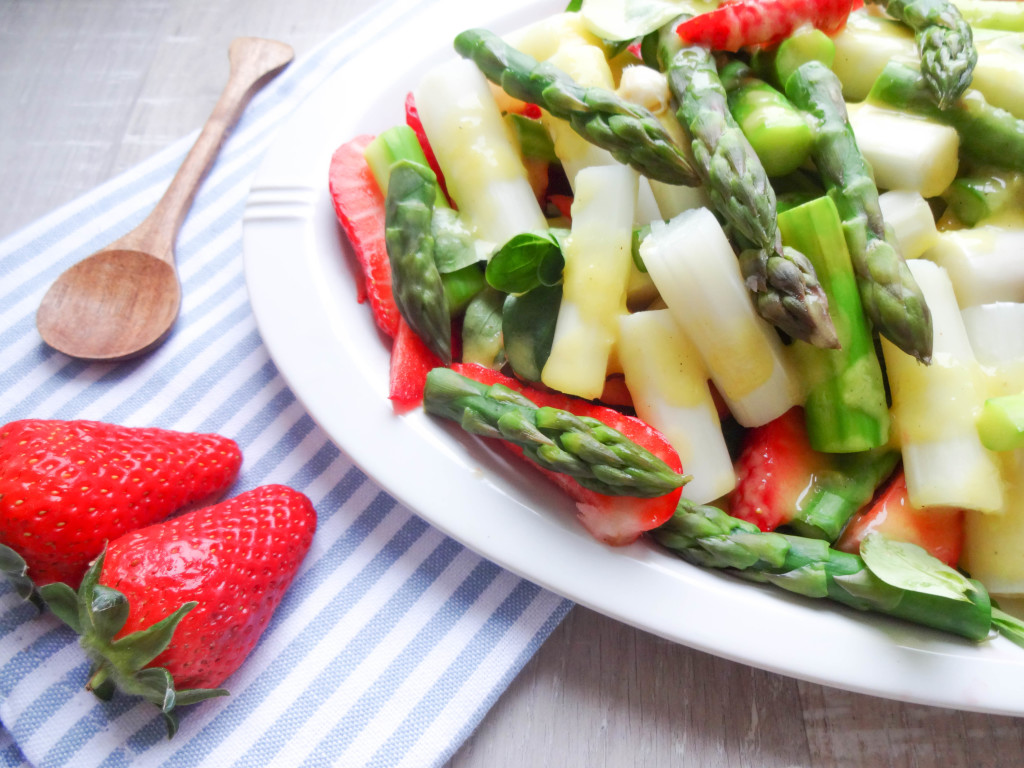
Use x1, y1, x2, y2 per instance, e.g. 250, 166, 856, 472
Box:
414, 59, 547, 247
618, 310, 736, 504
541, 165, 637, 399
639, 208, 802, 427
881, 260, 1004, 512
923, 226, 1024, 307
832, 11, 917, 101
848, 103, 960, 198
960, 302, 1024, 595
615, 64, 710, 219
878, 190, 940, 259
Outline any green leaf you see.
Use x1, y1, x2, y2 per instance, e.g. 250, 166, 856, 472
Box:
860, 533, 977, 603
110, 601, 197, 669
993, 607, 1024, 649
832, 567, 903, 611
40, 582, 83, 633
580, 0, 697, 41
486, 232, 564, 294
0, 542, 40, 605
90, 585, 130, 640
133, 666, 175, 710
432, 208, 483, 273
174, 687, 230, 707
503, 284, 562, 382
461, 287, 507, 369
508, 113, 559, 162
162, 709, 181, 739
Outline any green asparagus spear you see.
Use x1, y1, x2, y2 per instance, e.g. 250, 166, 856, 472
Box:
866, 0, 977, 109
868, 60, 1024, 173
423, 367, 686, 498
779, 197, 891, 454
784, 61, 934, 363
384, 161, 452, 363
952, 0, 1024, 32
452, 28, 699, 187
657, 26, 839, 350
652, 499, 993, 641
719, 60, 814, 178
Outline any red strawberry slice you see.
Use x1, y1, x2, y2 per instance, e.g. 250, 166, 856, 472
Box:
328, 135, 402, 338
837, 470, 964, 567
40, 484, 317, 736
729, 407, 827, 532
0, 419, 241, 589
450, 363, 683, 545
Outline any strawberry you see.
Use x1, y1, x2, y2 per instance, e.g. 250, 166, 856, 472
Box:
41, 484, 316, 736
729, 407, 825, 533
729, 407, 899, 541
0, 419, 242, 593
837, 470, 964, 567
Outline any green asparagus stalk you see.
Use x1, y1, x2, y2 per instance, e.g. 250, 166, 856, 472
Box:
657, 26, 839, 350
452, 28, 699, 187
778, 197, 891, 453
952, 0, 1024, 32
866, 0, 977, 109
977, 392, 1024, 452
868, 60, 1024, 173
784, 61, 934, 363
790, 448, 901, 541
384, 161, 452, 363
719, 60, 814, 178
423, 367, 686, 498
652, 499, 993, 642
368, 126, 486, 329
943, 173, 1018, 226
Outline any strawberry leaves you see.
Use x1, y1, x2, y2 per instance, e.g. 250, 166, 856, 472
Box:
0, 541, 43, 608
41, 551, 228, 738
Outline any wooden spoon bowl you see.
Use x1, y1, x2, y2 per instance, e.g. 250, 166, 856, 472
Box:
36, 37, 294, 362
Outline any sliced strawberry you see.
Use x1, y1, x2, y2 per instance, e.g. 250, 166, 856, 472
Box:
41, 484, 317, 736
729, 407, 830, 532
450, 363, 683, 545
837, 470, 964, 567
328, 135, 401, 338
0, 419, 241, 590
675, 0, 857, 52
405, 92, 452, 206
390, 318, 444, 413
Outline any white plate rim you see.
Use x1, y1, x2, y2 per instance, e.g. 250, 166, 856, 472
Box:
242, 0, 1024, 717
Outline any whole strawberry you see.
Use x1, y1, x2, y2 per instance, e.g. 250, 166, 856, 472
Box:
0, 419, 242, 591
41, 484, 316, 736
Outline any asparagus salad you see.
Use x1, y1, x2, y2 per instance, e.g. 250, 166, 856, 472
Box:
328, 0, 1024, 650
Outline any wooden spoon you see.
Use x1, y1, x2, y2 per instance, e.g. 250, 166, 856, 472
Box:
36, 37, 294, 362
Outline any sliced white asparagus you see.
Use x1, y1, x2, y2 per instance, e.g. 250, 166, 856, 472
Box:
881, 260, 1004, 512
848, 103, 960, 198
923, 226, 1024, 307
832, 12, 917, 101
541, 164, 637, 399
878, 190, 940, 260
414, 59, 547, 247
618, 309, 736, 504
962, 302, 1024, 373
615, 64, 711, 220
640, 208, 802, 427
970, 32, 1024, 121
959, 302, 1024, 595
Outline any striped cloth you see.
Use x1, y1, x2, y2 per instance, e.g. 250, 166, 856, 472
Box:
0, 1, 572, 765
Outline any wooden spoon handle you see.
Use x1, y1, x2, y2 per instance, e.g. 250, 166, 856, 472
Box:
122, 37, 294, 262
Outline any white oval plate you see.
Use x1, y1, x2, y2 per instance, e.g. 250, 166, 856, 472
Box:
242, 0, 1024, 716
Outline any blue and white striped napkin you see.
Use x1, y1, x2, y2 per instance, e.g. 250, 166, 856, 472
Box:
0, 1, 572, 765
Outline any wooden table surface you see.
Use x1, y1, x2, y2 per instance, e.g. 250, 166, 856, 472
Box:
3, 2, 1024, 766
